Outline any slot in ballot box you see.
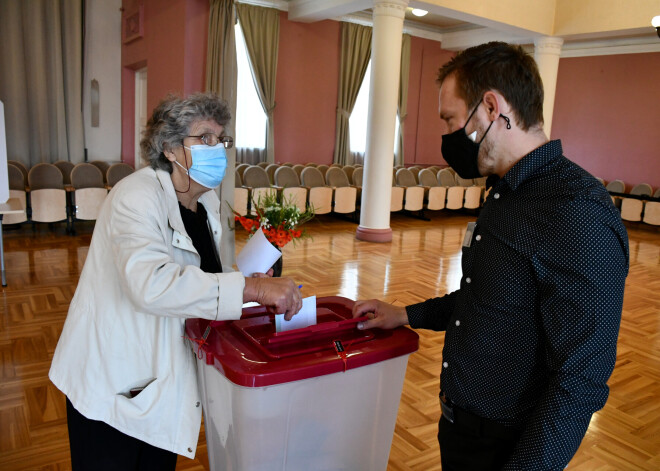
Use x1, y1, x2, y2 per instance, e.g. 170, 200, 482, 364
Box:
185, 296, 419, 471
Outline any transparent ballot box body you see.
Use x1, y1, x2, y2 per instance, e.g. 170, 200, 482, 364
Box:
185, 296, 419, 471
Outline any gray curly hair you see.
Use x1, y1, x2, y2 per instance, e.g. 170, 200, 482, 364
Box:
140, 92, 231, 172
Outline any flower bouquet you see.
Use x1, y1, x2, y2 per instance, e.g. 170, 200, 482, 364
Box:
232, 192, 314, 275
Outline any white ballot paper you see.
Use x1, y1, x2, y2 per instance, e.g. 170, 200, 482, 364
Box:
236, 227, 282, 276
275, 295, 317, 333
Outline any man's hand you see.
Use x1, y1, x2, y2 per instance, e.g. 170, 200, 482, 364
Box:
244, 277, 302, 320
352, 299, 408, 330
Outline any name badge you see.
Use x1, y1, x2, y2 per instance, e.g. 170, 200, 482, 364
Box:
462, 222, 476, 248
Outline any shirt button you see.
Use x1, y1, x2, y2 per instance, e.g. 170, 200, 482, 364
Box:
188, 447, 193, 452
475, 235, 481, 241
466, 277, 472, 284
443, 362, 449, 368
196, 402, 200, 407
494, 193, 500, 199
176, 239, 180, 243
455, 320, 460, 326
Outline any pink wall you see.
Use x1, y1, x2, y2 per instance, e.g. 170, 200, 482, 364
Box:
405, 37, 454, 166
120, 4, 659, 190
552, 52, 660, 190
121, 0, 207, 166
274, 13, 340, 165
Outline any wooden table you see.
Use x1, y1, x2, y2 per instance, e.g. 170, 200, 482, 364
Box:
0, 198, 25, 286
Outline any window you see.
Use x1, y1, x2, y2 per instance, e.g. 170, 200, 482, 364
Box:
234, 22, 267, 149
349, 61, 399, 156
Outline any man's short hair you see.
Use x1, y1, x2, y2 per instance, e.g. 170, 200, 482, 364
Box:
437, 42, 544, 131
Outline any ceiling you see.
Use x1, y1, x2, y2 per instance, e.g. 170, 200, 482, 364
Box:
272, 0, 660, 56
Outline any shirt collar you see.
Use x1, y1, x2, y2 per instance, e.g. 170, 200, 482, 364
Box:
500, 139, 563, 191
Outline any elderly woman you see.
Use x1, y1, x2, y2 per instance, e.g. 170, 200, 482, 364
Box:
49, 93, 302, 470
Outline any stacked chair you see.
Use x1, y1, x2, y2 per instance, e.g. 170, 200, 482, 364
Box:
605, 180, 625, 210
390, 173, 405, 213
106, 163, 135, 188
300, 167, 332, 215
417, 168, 447, 211
8, 160, 29, 186
27, 163, 70, 232
70, 163, 108, 224
642, 188, 660, 226
54, 160, 75, 186
242, 166, 277, 215
438, 168, 465, 210
395, 168, 425, 214
620, 183, 653, 222
90, 161, 111, 184
265, 164, 279, 185
292, 164, 305, 178
4, 163, 28, 225
274, 166, 308, 213
325, 167, 357, 216
455, 175, 483, 210
233, 170, 249, 216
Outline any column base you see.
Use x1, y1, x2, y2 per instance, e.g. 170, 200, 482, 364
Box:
355, 226, 392, 243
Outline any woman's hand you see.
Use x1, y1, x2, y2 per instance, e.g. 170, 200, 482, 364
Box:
244, 277, 302, 320
352, 299, 408, 330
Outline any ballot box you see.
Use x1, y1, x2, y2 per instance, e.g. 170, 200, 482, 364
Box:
185, 296, 419, 471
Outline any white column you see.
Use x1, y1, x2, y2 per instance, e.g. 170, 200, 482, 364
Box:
534, 36, 563, 138
356, 0, 408, 243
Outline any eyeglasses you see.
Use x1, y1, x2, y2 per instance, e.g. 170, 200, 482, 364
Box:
186, 133, 234, 148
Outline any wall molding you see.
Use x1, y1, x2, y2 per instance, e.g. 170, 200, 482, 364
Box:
236, 1, 660, 57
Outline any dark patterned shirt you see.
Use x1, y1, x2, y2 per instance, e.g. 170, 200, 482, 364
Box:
406, 140, 629, 470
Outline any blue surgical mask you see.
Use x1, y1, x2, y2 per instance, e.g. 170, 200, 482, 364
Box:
175, 144, 227, 189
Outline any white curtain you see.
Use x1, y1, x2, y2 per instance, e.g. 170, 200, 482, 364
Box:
0, 0, 84, 167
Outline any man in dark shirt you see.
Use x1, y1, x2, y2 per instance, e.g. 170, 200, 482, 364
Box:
353, 42, 629, 470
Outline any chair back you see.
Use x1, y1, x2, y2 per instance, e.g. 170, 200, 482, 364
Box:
90, 161, 110, 182
274, 166, 301, 187
437, 168, 456, 187
8, 164, 26, 190
352, 167, 363, 187
235, 163, 251, 179
256, 162, 269, 169
265, 164, 279, 184
71, 163, 104, 189
342, 166, 355, 182
242, 166, 271, 188
54, 161, 75, 185
408, 167, 421, 183
235, 170, 243, 187
418, 168, 438, 187
305, 162, 317, 167
316, 164, 329, 177
8, 160, 29, 184
605, 180, 625, 193
325, 167, 351, 187
107, 163, 134, 187
630, 183, 652, 197
300, 167, 326, 188
292, 164, 305, 178
28, 163, 64, 190
395, 168, 417, 187
654, 188, 660, 199
455, 176, 474, 187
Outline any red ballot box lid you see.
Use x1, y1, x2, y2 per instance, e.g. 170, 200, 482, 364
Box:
185, 296, 419, 387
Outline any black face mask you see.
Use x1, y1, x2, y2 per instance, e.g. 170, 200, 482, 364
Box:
441, 100, 510, 179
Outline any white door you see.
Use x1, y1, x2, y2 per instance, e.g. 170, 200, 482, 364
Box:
134, 68, 148, 169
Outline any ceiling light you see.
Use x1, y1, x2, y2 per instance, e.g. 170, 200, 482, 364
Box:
653, 16, 660, 38
411, 9, 428, 17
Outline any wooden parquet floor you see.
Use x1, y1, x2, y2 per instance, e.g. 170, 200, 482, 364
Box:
1, 213, 659, 470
